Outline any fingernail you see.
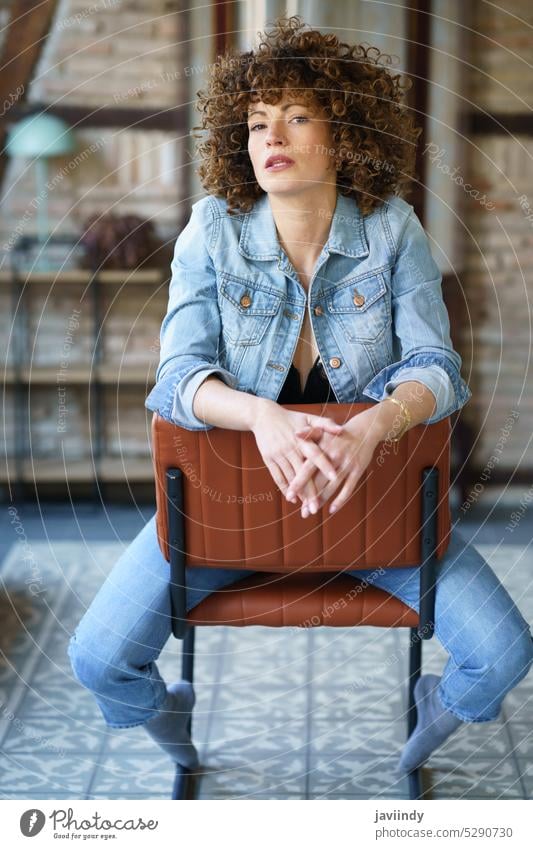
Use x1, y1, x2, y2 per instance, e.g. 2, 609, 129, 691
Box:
328, 472, 336, 480
302, 507, 309, 518
309, 503, 317, 514
329, 504, 337, 513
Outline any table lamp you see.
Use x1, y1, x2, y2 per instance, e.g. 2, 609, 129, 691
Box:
5, 112, 75, 268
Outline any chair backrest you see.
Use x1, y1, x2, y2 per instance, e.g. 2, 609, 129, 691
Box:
152, 402, 452, 572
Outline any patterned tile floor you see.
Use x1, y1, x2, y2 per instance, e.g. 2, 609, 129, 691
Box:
0, 503, 532, 799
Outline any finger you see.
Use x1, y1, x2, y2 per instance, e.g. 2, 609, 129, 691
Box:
285, 449, 316, 511
277, 455, 297, 495
286, 444, 307, 473
283, 448, 309, 504
310, 469, 336, 509
303, 466, 346, 513
301, 475, 319, 518
309, 416, 344, 435
310, 465, 349, 509
295, 422, 343, 440
288, 442, 339, 497
268, 460, 291, 496
296, 437, 339, 481
285, 452, 318, 513
329, 469, 361, 514
286, 457, 317, 500
294, 425, 325, 441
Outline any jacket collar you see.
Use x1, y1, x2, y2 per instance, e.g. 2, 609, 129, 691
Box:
238, 191, 369, 261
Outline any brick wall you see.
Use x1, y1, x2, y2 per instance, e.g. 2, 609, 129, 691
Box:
459, 2, 533, 476
468, 0, 533, 113
0, 2, 186, 492
1, 0, 187, 254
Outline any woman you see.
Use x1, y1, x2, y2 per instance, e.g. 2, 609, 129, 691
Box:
68, 17, 533, 782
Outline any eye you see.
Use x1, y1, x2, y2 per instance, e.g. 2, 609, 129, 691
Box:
248, 115, 310, 132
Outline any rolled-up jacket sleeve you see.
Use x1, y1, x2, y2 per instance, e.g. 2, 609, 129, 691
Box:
145, 200, 237, 430
362, 208, 471, 424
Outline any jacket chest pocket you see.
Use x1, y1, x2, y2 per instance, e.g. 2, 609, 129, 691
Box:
325, 270, 391, 343
218, 273, 282, 346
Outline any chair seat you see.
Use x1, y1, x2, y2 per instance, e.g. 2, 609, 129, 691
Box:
186, 572, 418, 628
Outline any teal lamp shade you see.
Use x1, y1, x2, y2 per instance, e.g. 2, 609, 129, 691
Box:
5, 113, 76, 264
5, 112, 75, 158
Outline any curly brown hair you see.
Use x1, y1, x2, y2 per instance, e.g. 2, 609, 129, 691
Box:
193, 16, 422, 217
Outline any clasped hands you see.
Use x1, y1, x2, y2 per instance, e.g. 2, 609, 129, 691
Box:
251, 401, 381, 518
286, 414, 379, 518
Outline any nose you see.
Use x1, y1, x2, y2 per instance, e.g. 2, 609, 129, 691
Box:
265, 119, 286, 146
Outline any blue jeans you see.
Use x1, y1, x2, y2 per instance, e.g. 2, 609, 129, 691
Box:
68, 514, 533, 728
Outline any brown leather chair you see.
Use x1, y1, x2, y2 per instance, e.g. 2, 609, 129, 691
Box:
151, 402, 452, 800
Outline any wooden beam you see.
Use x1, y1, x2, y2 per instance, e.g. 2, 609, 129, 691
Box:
7, 102, 187, 131
213, 0, 238, 63
0, 0, 58, 104
406, 0, 431, 225
0, 0, 59, 185
467, 112, 533, 136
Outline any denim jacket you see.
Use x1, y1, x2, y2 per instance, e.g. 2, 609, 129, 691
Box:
145, 190, 471, 430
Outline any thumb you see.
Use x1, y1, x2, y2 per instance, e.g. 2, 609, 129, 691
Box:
296, 420, 343, 440
295, 425, 324, 442
309, 416, 343, 434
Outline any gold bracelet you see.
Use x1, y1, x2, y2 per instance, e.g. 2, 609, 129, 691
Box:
383, 397, 411, 454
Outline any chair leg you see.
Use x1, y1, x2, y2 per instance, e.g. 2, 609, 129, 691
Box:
407, 627, 423, 800
181, 625, 195, 683
172, 626, 197, 801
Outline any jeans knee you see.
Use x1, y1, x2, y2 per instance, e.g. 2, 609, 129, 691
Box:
488, 626, 533, 692
512, 627, 533, 681
68, 632, 112, 694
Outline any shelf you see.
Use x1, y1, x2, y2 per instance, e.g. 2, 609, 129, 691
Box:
98, 458, 154, 481
0, 459, 93, 483
97, 364, 156, 384
0, 457, 154, 483
0, 269, 166, 285
2, 263, 167, 493
4, 365, 156, 384
18, 367, 93, 384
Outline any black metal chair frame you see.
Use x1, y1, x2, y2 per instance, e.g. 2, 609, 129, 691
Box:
165, 465, 439, 801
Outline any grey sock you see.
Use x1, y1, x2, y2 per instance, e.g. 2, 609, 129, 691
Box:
143, 680, 199, 769
397, 673, 464, 774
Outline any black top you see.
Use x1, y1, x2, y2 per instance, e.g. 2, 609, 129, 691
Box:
277, 356, 338, 405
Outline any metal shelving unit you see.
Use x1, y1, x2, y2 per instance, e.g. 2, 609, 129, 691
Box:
2, 236, 166, 500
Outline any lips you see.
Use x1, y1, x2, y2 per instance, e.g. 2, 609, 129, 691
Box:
264, 154, 295, 170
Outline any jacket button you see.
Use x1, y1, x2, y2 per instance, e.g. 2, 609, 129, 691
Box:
353, 291, 365, 307
313, 305, 323, 316
329, 357, 341, 369
240, 293, 252, 308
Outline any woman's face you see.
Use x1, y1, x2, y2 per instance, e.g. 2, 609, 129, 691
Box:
246, 91, 337, 199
